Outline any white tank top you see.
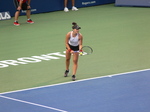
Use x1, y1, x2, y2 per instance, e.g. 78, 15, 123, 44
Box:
68, 31, 79, 46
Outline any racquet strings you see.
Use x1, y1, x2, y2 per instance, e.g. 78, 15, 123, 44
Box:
82, 46, 93, 55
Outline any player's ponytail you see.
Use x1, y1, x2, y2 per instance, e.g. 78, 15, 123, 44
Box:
72, 22, 77, 29
72, 22, 77, 26
72, 22, 81, 29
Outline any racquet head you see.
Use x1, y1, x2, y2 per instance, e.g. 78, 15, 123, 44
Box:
81, 46, 93, 55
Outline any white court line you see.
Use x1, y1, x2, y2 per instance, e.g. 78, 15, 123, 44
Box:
0, 68, 150, 95
0, 95, 68, 112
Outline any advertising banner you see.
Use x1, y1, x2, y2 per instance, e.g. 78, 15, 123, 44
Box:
0, 12, 11, 20
0, 0, 115, 17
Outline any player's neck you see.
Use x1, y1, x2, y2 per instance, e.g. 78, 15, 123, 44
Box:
72, 31, 77, 36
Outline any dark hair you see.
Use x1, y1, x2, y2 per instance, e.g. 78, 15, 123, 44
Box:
72, 22, 81, 29
72, 22, 77, 29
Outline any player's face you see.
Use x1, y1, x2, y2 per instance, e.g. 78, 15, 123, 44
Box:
73, 29, 79, 33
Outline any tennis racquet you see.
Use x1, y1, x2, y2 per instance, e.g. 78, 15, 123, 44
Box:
79, 46, 93, 55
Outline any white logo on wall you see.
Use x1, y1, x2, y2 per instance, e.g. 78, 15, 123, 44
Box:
82, 1, 96, 5
22, 9, 37, 13
0, 12, 11, 20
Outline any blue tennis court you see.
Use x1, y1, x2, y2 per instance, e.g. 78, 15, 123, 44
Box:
0, 69, 150, 112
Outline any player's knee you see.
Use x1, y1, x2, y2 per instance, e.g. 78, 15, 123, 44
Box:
73, 59, 78, 64
66, 58, 70, 62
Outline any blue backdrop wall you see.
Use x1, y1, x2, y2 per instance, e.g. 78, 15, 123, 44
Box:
0, 0, 115, 17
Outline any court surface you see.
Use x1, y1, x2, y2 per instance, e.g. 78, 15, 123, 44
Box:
1, 3, 150, 112
1, 4, 150, 93
0, 69, 150, 112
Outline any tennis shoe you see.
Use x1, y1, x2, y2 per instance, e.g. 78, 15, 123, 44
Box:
72, 75, 76, 81
72, 6, 78, 11
64, 70, 69, 77
27, 19, 34, 24
64, 7, 69, 12
14, 21, 20, 26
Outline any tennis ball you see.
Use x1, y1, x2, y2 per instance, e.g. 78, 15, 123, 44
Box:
79, 52, 83, 56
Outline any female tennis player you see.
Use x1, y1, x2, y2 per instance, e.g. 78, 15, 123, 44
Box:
64, 22, 83, 81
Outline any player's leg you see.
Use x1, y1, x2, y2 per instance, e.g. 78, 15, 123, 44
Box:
13, 0, 20, 26
64, 0, 68, 7
26, 9, 31, 19
64, 49, 71, 77
14, 11, 20, 22
72, 52, 79, 80
26, 10, 34, 23
64, 0, 69, 12
72, 0, 78, 11
23, 3, 34, 24
72, 0, 75, 6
